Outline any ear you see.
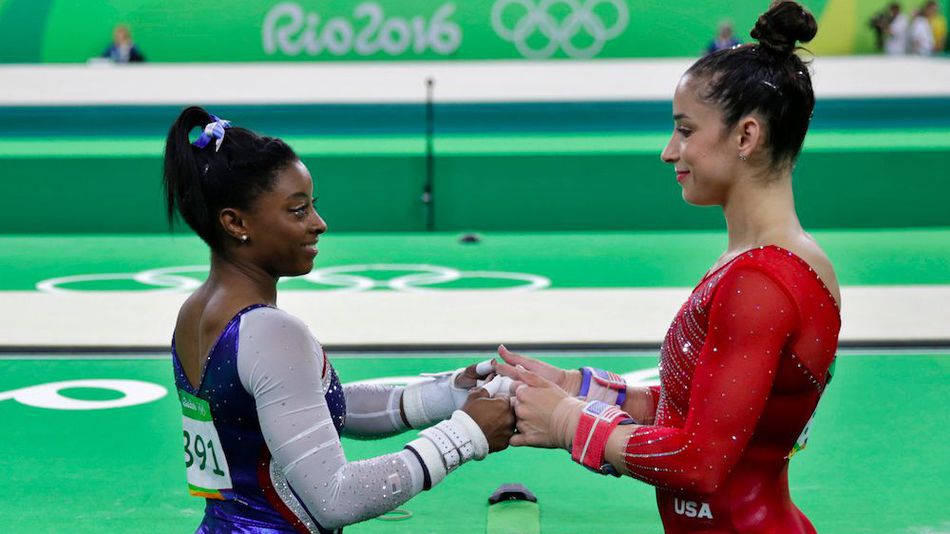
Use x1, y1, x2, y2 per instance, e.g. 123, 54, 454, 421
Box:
219, 208, 248, 243
735, 115, 764, 160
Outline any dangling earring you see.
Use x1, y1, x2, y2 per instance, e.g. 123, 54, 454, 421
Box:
738, 154, 748, 161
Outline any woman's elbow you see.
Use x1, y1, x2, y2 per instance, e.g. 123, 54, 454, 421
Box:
681, 466, 730, 495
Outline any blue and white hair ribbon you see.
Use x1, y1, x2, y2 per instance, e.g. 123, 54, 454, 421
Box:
193, 115, 232, 152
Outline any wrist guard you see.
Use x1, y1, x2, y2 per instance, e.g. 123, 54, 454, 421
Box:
571, 400, 634, 476
404, 410, 489, 490
578, 367, 627, 406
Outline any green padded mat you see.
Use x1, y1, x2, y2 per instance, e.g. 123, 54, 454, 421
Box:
0, 352, 947, 533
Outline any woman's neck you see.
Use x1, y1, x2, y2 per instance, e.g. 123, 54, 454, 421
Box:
722, 174, 801, 254
206, 252, 278, 305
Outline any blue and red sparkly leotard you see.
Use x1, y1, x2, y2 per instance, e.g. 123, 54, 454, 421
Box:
173, 305, 428, 534
622, 246, 840, 533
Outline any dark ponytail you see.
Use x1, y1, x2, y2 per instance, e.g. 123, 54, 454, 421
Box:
686, 1, 818, 167
163, 106, 298, 249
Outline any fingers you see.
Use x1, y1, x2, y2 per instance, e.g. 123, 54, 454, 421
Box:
509, 433, 528, 447
457, 359, 496, 388
466, 388, 490, 401
495, 361, 522, 380
475, 359, 495, 376
497, 344, 522, 365
481, 375, 514, 398
497, 363, 545, 389
516, 367, 552, 388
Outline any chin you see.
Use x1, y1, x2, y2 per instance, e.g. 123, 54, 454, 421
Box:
681, 188, 718, 207
283, 262, 314, 278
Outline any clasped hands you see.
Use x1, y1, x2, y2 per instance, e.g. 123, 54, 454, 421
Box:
458, 345, 586, 453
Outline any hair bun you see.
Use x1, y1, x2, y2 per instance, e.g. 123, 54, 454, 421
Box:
751, 1, 818, 56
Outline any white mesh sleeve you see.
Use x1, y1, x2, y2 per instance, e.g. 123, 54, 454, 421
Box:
236, 307, 424, 530
341, 383, 408, 439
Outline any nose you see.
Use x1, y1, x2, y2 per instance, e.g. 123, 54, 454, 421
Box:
311, 209, 328, 235
661, 133, 678, 164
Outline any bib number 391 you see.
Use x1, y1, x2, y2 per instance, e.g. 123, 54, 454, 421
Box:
179, 389, 233, 499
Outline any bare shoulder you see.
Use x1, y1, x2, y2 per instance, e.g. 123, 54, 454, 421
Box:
775, 235, 841, 307
174, 291, 205, 345
175, 288, 258, 358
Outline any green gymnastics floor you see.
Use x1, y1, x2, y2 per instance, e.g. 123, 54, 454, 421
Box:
0, 352, 946, 534
2, 228, 950, 291
1, 228, 948, 532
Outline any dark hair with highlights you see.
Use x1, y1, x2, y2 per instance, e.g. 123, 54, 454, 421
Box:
163, 106, 298, 249
686, 1, 818, 167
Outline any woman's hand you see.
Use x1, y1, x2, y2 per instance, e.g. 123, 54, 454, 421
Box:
495, 345, 582, 396
461, 389, 515, 453
508, 367, 585, 450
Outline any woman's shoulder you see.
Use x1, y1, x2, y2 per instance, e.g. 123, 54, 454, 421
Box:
237, 305, 320, 352
176, 290, 282, 343
239, 304, 305, 330
731, 238, 840, 308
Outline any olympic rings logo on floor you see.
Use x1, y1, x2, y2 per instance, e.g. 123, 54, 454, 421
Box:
1, 368, 657, 411
0, 379, 168, 410
35, 264, 551, 294
491, 0, 628, 59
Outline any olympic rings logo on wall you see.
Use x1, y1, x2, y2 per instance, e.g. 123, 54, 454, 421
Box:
491, 0, 629, 59
35, 264, 551, 294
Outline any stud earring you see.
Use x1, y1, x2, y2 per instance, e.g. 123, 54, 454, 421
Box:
738, 154, 748, 161
240, 235, 248, 243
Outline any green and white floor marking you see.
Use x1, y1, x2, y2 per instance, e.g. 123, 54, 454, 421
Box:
1, 352, 947, 533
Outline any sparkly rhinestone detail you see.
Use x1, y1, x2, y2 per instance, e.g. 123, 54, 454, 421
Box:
621, 245, 841, 526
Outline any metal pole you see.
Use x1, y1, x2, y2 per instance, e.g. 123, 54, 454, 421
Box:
423, 77, 435, 232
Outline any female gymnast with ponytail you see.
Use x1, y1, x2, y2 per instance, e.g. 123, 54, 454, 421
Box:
500, 2, 841, 532
163, 107, 515, 533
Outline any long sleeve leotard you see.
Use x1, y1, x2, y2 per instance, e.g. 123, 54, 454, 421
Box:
618, 246, 840, 533
173, 305, 429, 534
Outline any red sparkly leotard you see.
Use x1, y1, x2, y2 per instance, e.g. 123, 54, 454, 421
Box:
623, 246, 840, 534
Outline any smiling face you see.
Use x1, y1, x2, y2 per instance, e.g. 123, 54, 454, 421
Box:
661, 75, 744, 206
239, 160, 326, 277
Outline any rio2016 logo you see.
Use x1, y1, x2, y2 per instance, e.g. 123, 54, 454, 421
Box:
262, 1, 462, 57
261, 0, 628, 60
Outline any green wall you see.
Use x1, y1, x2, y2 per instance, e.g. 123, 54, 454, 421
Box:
9, 0, 916, 63
2, 98, 947, 233
1, 135, 947, 233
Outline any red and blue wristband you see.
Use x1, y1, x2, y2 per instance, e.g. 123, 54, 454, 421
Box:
578, 367, 628, 406
571, 400, 635, 476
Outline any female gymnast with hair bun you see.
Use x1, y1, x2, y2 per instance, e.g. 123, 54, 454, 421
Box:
500, 2, 841, 532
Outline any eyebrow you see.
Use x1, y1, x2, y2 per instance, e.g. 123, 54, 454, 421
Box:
286, 192, 310, 201
673, 113, 690, 121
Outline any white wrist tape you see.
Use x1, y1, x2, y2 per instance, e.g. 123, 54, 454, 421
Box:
404, 410, 488, 490
402, 368, 472, 428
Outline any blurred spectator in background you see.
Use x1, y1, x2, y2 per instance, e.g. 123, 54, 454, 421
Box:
706, 21, 742, 54
909, 2, 937, 54
927, 0, 947, 51
870, 3, 902, 51
102, 24, 146, 63
884, 3, 911, 54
